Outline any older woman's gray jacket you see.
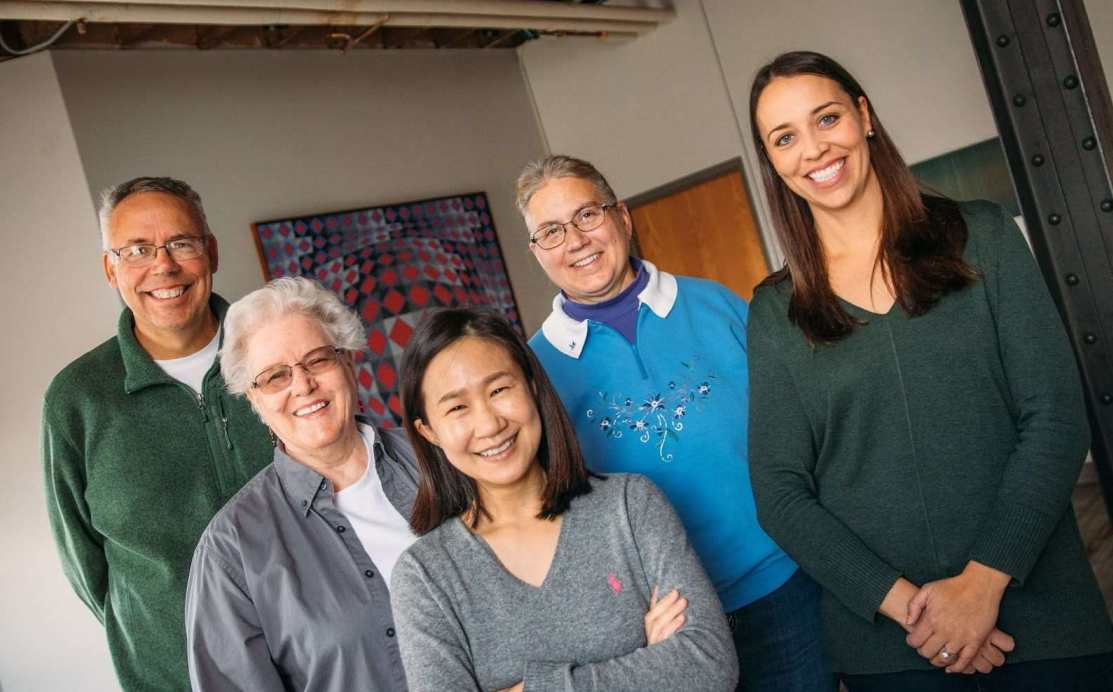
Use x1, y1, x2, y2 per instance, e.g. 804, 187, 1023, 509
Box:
185, 420, 418, 692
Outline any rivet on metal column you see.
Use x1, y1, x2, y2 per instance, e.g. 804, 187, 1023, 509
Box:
962, 0, 1113, 521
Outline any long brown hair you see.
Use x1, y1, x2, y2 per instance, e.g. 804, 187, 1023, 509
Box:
400, 306, 596, 535
749, 51, 976, 344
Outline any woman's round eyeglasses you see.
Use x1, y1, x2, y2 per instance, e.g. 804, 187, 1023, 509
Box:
252, 346, 342, 394
529, 203, 617, 250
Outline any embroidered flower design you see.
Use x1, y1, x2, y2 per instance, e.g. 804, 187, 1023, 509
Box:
585, 357, 716, 461
607, 572, 623, 594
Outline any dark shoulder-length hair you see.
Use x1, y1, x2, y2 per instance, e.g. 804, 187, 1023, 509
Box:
400, 306, 596, 535
748, 50, 977, 344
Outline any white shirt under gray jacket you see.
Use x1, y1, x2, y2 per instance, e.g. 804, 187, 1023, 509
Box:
390, 473, 739, 692
185, 421, 419, 692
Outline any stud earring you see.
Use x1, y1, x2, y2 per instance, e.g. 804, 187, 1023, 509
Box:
867, 130, 876, 138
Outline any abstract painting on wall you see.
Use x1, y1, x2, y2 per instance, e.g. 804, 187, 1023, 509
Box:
251, 192, 521, 427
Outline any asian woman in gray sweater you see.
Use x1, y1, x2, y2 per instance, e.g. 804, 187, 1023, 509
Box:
390, 306, 738, 692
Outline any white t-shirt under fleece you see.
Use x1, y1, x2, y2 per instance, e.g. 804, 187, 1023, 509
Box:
332, 424, 417, 589
153, 327, 221, 393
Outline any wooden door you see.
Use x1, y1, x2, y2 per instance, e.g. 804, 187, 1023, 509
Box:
628, 166, 768, 300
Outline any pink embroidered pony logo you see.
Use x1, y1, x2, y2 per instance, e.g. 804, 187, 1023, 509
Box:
607, 572, 623, 594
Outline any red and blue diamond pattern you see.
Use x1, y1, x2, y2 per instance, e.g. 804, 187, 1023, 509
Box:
253, 192, 521, 427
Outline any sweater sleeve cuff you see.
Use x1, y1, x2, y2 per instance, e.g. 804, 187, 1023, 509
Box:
524, 660, 570, 692
968, 500, 1058, 585
826, 535, 904, 623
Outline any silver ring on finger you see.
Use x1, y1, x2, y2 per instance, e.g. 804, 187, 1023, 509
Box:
940, 647, 957, 662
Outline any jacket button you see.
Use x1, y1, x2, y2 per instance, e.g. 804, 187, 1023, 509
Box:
364, 570, 375, 578
386, 627, 396, 638
336, 526, 346, 533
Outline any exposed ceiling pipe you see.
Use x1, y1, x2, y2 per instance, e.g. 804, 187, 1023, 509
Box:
46, 0, 675, 24
0, 0, 672, 38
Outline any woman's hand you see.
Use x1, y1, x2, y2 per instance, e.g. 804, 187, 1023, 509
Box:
905, 561, 1012, 672
879, 576, 1014, 674
645, 586, 688, 645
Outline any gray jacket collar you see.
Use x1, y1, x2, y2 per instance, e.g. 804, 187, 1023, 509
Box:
539, 259, 678, 359
275, 417, 419, 519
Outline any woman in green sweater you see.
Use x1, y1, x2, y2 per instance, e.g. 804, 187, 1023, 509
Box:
746, 51, 1113, 691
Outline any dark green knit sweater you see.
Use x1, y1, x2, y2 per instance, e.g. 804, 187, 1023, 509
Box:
748, 201, 1113, 674
42, 294, 273, 691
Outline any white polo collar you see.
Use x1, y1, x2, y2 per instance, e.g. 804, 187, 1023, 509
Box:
539, 259, 678, 359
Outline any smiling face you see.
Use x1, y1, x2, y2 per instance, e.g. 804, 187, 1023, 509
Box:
414, 336, 544, 495
755, 74, 876, 217
526, 176, 636, 305
102, 191, 219, 352
244, 313, 359, 460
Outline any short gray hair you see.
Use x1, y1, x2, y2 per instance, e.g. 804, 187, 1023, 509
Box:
514, 155, 618, 225
221, 277, 366, 396
98, 176, 212, 251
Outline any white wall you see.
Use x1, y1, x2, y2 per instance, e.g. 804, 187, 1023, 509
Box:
0, 52, 120, 692
51, 49, 551, 333
520, 0, 999, 264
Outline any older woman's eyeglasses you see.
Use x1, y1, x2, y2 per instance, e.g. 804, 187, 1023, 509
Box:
109, 236, 208, 267
529, 203, 616, 250
252, 346, 342, 394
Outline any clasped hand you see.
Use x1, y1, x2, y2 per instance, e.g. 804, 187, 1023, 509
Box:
905, 562, 1014, 674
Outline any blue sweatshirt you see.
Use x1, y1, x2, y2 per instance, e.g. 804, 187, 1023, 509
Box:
529, 260, 796, 611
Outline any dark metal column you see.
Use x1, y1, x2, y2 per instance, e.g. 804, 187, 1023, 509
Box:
961, 0, 1113, 518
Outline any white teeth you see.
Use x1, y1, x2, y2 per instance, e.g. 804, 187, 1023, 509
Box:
808, 159, 845, 182
572, 254, 599, 268
151, 286, 186, 299
479, 435, 516, 457
295, 401, 328, 416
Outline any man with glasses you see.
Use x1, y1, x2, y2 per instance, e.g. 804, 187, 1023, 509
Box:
41, 177, 272, 691
519, 156, 835, 691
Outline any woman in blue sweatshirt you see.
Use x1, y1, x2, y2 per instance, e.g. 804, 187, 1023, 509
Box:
518, 155, 834, 691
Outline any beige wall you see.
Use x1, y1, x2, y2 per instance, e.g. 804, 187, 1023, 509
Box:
0, 52, 120, 692
2, 47, 546, 691
520, 0, 998, 264
520, 0, 742, 203
1085, 0, 1113, 86
52, 49, 551, 333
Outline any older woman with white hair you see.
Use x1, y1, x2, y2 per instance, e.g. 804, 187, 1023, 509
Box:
184, 276, 417, 692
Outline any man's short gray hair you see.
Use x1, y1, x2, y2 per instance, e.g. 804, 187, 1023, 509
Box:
98, 176, 212, 251
514, 155, 619, 225
221, 277, 367, 396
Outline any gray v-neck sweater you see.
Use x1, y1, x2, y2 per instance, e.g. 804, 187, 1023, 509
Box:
390, 473, 738, 692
